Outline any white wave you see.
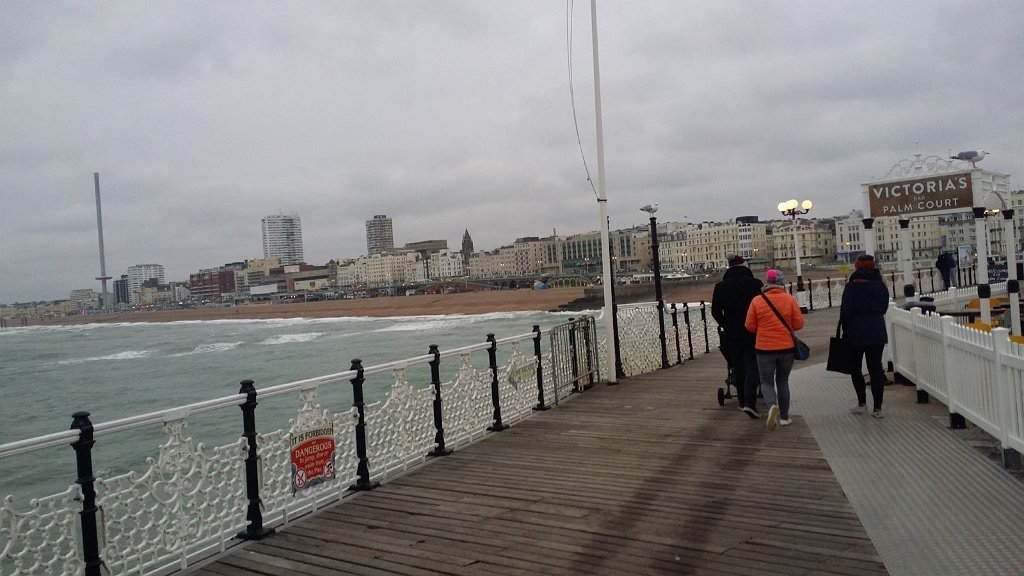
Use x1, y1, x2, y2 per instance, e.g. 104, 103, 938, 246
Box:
169, 342, 244, 357
55, 350, 152, 365
374, 311, 545, 333
260, 333, 324, 345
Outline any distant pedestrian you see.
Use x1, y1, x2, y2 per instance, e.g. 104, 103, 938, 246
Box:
935, 252, 956, 290
744, 269, 804, 431
841, 254, 890, 418
711, 253, 764, 418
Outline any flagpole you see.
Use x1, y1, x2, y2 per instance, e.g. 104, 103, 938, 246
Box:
590, 0, 616, 383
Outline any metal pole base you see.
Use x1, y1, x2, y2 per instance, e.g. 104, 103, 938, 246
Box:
950, 413, 967, 430
1002, 448, 1022, 470
349, 479, 381, 492
237, 526, 275, 541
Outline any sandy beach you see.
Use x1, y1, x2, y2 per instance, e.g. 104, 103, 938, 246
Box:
30, 269, 844, 326
39, 287, 593, 325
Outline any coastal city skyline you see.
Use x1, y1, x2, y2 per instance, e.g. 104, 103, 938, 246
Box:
3, 2, 1024, 304
5, 206, 860, 307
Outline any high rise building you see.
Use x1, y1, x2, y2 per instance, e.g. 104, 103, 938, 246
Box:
126, 264, 165, 305
113, 275, 129, 305
262, 214, 304, 265
366, 214, 394, 255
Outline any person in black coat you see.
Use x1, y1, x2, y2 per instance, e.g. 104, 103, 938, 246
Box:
711, 253, 764, 418
840, 254, 890, 417
935, 252, 956, 290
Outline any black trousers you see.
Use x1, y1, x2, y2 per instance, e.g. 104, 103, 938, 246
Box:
725, 339, 760, 409
851, 344, 886, 410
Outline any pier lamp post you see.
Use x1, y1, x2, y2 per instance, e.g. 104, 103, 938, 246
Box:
642, 205, 670, 369
778, 199, 812, 312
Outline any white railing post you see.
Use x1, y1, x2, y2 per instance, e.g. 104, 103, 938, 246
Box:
944, 319, 967, 429
992, 329, 1022, 468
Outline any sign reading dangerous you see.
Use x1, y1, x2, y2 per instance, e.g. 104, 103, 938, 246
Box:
290, 425, 336, 494
867, 172, 973, 218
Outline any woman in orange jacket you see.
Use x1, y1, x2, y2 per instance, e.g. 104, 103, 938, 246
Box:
744, 269, 804, 431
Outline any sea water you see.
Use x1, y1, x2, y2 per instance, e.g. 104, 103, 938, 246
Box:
0, 310, 586, 504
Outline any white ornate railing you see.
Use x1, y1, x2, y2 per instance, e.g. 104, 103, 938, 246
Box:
0, 316, 601, 576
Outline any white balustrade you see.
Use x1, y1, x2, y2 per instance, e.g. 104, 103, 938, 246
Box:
888, 304, 1024, 466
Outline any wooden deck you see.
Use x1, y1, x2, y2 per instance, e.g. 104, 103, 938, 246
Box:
190, 308, 886, 575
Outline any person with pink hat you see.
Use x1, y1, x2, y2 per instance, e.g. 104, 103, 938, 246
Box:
744, 268, 804, 431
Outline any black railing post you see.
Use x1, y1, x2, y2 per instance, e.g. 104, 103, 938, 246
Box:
486, 335, 508, 431
827, 277, 834, 308
427, 345, 452, 457
649, 215, 670, 369
71, 411, 103, 576
700, 301, 710, 354
349, 359, 380, 491
807, 278, 815, 311
237, 380, 274, 540
567, 321, 583, 392
890, 272, 897, 299
532, 325, 550, 411
607, 227, 625, 382
611, 285, 625, 381
683, 303, 695, 360
670, 303, 682, 365
581, 318, 596, 388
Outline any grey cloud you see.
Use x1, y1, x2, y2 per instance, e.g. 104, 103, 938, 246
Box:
3, 1, 1024, 303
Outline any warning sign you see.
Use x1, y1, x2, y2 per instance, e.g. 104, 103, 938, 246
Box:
290, 425, 336, 494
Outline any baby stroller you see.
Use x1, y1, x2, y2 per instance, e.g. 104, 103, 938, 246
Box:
716, 326, 737, 406
716, 325, 762, 406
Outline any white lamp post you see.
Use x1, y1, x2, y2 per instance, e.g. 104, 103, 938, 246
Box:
778, 199, 812, 311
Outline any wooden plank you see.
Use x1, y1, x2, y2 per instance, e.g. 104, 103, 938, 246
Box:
188, 308, 888, 576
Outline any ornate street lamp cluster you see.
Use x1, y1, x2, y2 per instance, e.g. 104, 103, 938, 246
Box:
778, 199, 813, 309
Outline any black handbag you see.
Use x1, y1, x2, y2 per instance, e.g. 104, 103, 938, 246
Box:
826, 321, 860, 374
760, 293, 809, 361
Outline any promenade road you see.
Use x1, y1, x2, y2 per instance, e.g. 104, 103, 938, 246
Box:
187, 305, 1024, 575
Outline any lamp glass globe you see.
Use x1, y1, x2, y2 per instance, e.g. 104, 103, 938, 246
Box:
801, 200, 813, 211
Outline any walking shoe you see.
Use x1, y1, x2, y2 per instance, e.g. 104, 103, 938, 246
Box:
779, 418, 793, 427
767, 405, 779, 431
871, 409, 885, 419
850, 405, 867, 414
742, 406, 761, 419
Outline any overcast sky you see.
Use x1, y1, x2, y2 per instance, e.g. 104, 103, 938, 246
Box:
2, 1, 1023, 304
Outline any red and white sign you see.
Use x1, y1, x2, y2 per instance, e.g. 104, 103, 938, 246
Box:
290, 426, 336, 494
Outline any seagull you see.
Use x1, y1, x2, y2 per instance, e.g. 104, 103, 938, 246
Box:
950, 150, 988, 167
640, 202, 659, 214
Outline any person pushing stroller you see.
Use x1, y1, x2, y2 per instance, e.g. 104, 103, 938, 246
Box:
711, 253, 764, 418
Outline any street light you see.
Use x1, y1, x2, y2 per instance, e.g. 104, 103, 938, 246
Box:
778, 199, 812, 310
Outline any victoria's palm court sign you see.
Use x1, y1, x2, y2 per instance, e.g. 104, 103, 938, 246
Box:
867, 172, 973, 217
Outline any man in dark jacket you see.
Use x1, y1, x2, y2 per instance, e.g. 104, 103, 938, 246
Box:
936, 252, 956, 290
712, 253, 764, 418
840, 254, 891, 417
